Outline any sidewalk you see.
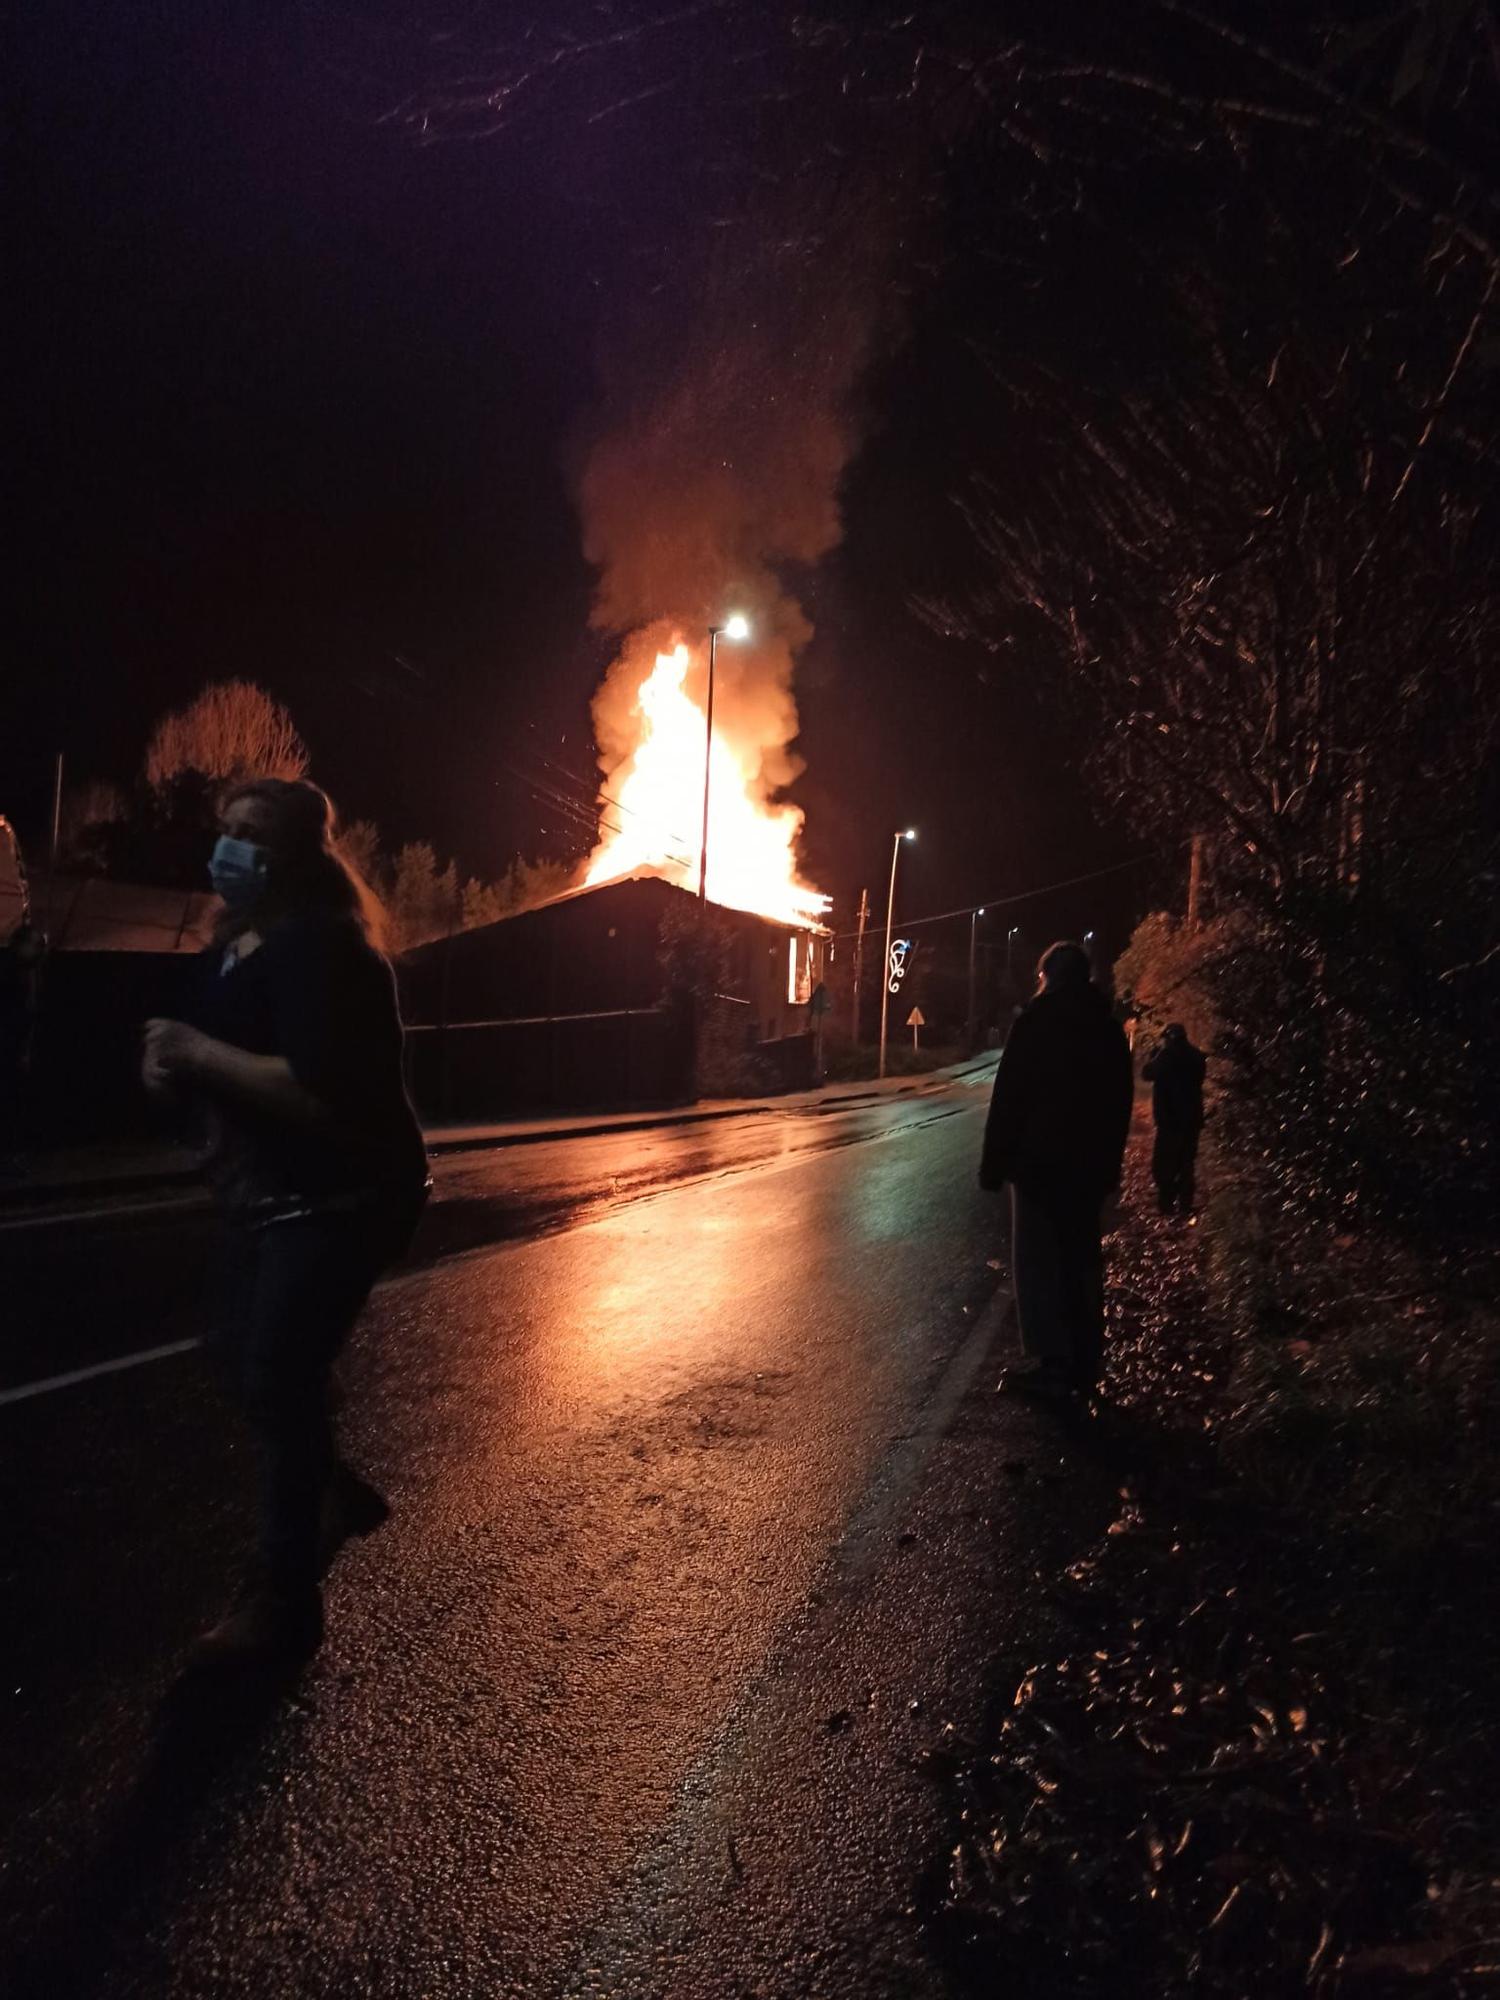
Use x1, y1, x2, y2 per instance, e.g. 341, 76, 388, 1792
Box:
0, 1055, 999, 1216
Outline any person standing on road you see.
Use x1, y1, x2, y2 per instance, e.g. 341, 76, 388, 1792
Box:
978, 940, 1134, 1400
1141, 1021, 1207, 1215
142, 778, 429, 1671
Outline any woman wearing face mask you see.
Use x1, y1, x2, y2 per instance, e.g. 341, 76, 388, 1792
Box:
142, 778, 428, 1670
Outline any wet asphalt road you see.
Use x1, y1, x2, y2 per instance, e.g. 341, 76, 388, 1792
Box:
1, 1071, 1121, 1998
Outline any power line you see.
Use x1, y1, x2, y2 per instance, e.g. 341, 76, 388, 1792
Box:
522, 739, 700, 862
504, 766, 688, 869
825, 852, 1160, 943
509, 749, 698, 870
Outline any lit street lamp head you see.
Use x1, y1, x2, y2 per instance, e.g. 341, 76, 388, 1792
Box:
723, 613, 750, 641
903, 828, 916, 841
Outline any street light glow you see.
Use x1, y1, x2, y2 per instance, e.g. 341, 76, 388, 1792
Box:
723, 613, 750, 641
903, 827, 916, 840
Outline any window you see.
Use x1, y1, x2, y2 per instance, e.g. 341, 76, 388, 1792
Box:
787, 932, 813, 1006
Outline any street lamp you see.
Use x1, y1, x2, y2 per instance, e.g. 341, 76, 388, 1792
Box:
698, 614, 750, 904
967, 906, 986, 1055
878, 828, 916, 1080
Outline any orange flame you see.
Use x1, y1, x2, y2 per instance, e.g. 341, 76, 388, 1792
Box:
584, 640, 830, 927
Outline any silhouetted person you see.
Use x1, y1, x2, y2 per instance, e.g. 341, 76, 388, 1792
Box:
979, 940, 1134, 1399
142, 779, 428, 1671
1142, 1021, 1206, 1214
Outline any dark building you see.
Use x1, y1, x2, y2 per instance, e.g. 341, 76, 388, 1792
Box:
398, 872, 827, 1121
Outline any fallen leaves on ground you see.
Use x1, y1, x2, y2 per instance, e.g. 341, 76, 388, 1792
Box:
931, 1129, 1500, 1997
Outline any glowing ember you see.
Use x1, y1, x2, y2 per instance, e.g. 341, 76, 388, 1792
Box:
584, 640, 830, 927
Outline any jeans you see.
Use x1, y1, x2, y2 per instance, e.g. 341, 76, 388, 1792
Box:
213, 1198, 422, 1596
1010, 1185, 1106, 1388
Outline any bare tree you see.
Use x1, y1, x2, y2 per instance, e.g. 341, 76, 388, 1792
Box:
144, 680, 308, 792
937, 307, 1500, 905
906, 90, 1500, 1226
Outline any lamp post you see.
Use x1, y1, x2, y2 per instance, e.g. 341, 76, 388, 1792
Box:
967, 906, 985, 1054
878, 827, 916, 1080
1006, 925, 1019, 989
698, 613, 750, 906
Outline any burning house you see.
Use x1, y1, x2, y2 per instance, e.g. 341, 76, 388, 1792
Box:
399, 871, 826, 1119
411, 222, 878, 1120
400, 607, 833, 1120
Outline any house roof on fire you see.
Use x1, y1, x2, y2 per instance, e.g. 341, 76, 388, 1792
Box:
499, 867, 828, 937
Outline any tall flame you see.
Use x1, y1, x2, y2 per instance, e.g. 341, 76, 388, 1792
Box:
584, 640, 829, 927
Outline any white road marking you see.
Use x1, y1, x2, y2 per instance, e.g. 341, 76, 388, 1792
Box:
0, 1339, 202, 1409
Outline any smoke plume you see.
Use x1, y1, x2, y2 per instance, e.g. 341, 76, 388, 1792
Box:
577, 206, 890, 895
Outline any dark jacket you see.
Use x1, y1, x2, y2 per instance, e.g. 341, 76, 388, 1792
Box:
1142, 1037, 1207, 1131
187, 911, 428, 1221
979, 982, 1134, 1203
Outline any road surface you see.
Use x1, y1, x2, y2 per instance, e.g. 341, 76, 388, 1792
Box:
1, 1070, 1119, 1998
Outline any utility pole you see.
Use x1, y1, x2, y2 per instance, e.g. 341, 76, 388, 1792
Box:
698, 627, 721, 907
698, 615, 750, 908
966, 906, 985, 1055
851, 887, 869, 1042
1187, 833, 1204, 929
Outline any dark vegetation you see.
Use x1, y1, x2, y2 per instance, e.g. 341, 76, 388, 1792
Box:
882, 5, 1500, 1986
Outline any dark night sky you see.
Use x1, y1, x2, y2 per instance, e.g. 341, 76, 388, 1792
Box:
10, 3, 1150, 952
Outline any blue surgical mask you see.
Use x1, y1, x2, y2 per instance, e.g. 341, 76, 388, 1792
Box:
209, 834, 270, 909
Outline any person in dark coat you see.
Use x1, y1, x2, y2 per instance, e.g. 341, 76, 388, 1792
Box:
142, 778, 429, 1671
979, 940, 1134, 1398
1141, 1021, 1207, 1214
